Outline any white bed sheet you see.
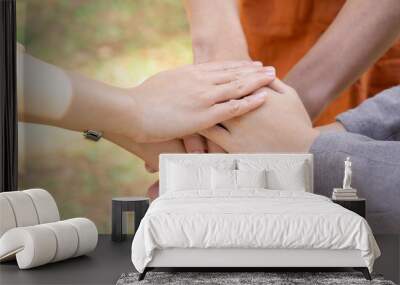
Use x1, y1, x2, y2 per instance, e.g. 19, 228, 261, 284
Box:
131, 190, 380, 273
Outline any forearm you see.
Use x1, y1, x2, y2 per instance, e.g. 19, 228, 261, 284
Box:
311, 131, 400, 233
19, 52, 134, 138
285, 0, 400, 118
184, 0, 250, 63
18, 50, 187, 170
183, 0, 250, 153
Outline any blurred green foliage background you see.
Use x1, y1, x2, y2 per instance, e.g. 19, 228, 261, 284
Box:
17, 0, 192, 233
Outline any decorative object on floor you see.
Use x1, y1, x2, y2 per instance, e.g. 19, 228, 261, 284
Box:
333, 157, 359, 200
332, 198, 366, 218
0, 189, 98, 269
116, 271, 394, 285
112, 197, 149, 242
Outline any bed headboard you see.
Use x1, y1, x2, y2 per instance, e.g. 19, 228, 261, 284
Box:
159, 153, 313, 195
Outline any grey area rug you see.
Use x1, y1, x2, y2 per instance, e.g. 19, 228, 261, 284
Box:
116, 272, 395, 285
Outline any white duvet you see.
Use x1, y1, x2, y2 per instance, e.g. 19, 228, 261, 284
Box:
131, 190, 380, 273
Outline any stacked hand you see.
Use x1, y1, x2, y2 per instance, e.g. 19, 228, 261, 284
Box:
135, 77, 321, 200
122, 61, 276, 143
19, 46, 318, 201
200, 79, 320, 153
15, 39, 360, 205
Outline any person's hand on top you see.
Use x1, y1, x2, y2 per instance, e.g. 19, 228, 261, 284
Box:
123, 61, 275, 143
200, 79, 319, 153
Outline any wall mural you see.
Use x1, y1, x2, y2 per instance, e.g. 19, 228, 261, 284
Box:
17, 0, 191, 233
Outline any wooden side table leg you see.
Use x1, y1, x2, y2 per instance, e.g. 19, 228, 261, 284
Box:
112, 201, 123, 242
360, 202, 366, 218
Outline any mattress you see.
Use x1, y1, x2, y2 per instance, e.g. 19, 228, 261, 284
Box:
131, 190, 380, 273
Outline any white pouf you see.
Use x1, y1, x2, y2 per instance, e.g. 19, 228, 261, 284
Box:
0, 226, 57, 269
0, 191, 39, 227
24, 189, 60, 223
0, 218, 98, 269
0, 189, 98, 269
65, 218, 98, 257
0, 196, 17, 237
42, 221, 79, 262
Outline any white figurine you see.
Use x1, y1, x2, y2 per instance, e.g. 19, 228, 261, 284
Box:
343, 157, 352, 189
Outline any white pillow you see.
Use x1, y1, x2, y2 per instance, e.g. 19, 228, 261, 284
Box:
238, 159, 307, 191
211, 168, 236, 190
268, 167, 306, 191
236, 169, 267, 189
166, 159, 236, 192
167, 163, 211, 191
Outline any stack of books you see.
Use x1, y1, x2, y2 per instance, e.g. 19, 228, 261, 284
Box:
332, 188, 358, 200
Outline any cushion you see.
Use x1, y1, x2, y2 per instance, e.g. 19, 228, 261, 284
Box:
64, 218, 98, 257
167, 163, 211, 191
0, 192, 39, 227
42, 221, 78, 262
0, 189, 59, 232
238, 159, 307, 191
166, 159, 236, 192
211, 168, 237, 190
0, 196, 17, 237
24, 189, 60, 223
0, 226, 57, 268
0, 218, 97, 269
236, 169, 267, 189
0, 189, 97, 269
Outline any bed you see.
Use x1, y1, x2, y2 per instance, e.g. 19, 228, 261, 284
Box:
131, 154, 380, 281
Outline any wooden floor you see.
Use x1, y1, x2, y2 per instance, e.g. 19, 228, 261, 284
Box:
0, 235, 398, 284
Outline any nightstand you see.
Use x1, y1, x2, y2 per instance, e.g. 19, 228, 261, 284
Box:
332, 198, 366, 218
112, 197, 149, 242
